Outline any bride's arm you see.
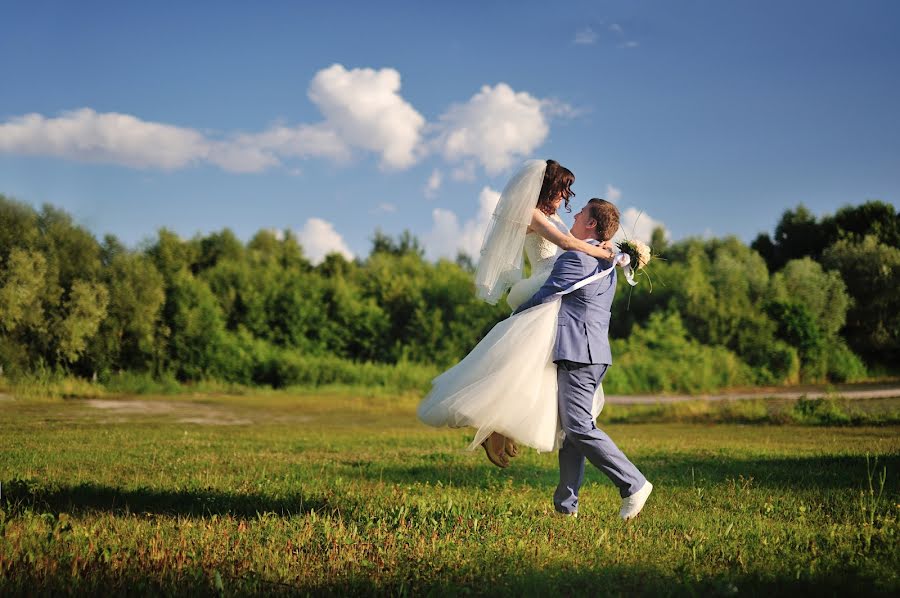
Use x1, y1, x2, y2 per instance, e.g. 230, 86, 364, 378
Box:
528, 209, 615, 260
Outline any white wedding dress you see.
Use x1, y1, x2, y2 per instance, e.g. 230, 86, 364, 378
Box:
417, 214, 605, 453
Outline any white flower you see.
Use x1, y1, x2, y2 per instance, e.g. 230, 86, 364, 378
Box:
617, 239, 651, 271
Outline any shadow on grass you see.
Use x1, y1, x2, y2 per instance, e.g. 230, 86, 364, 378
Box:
0, 480, 335, 519
3, 453, 897, 520
1, 558, 895, 597
357, 452, 900, 493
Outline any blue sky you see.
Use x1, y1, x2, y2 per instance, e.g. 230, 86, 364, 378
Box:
2, 0, 898, 262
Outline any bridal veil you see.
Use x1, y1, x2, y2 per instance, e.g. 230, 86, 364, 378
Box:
474, 159, 547, 304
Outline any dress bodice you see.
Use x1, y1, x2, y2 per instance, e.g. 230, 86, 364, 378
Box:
524, 213, 568, 276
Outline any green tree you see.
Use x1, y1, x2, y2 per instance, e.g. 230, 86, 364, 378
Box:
163, 270, 229, 380
93, 253, 166, 373
55, 280, 109, 365
764, 300, 825, 380
770, 258, 850, 337
0, 249, 47, 372
0, 195, 40, 260
822, 235, 900, 365
195, 228, 244, 274
830, 200, 899, 247
752, 204, 828, 271
0, 249, 47, 334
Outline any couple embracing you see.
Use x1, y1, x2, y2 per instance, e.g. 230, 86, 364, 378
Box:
418, 159, 653, 520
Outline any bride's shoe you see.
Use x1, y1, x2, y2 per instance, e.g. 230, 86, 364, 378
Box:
504, 437, 519, 458
481, 434, 509, 468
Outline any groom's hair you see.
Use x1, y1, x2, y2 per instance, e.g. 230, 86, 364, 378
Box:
587, 199, 620, 241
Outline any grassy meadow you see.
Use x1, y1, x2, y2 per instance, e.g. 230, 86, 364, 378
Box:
0, 391, 898, 596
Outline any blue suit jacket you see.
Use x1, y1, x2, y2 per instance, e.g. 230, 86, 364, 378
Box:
512, 241, 616, 365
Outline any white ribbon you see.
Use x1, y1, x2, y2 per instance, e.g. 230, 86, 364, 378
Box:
552, 252, 633, 297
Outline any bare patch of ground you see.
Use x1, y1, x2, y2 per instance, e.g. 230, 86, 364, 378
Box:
84, 398, 255, 425
176, 416, 253, 426
86, 400, 177, 414
81, 398, 318, 426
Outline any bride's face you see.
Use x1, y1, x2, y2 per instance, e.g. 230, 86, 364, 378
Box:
550, 192, 564, 212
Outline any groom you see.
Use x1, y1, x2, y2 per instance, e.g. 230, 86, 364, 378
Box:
513, 198, 652, 520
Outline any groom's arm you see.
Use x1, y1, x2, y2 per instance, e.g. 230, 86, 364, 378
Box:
512, 251, 585, 315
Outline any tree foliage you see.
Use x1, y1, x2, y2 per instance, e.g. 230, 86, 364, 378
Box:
0, 193, 895, 390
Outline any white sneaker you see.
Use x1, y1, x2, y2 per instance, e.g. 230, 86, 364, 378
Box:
619, 481, 653, 520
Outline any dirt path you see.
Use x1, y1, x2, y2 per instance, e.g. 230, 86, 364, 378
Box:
607, 383, 900, 404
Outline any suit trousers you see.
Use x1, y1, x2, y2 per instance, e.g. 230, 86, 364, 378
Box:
554, 360, 647, 514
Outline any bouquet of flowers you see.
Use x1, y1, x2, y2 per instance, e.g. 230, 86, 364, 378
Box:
614, 238, 653, 307
616, 239, 652, 272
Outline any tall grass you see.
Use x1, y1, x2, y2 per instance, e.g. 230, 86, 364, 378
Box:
1, 356, 439, 399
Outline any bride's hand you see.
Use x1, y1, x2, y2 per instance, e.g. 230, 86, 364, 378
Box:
585, 241, 615, 261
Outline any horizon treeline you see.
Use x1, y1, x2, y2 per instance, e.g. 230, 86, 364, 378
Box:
0, 193, 897, 394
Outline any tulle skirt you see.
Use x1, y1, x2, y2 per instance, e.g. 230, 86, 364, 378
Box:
506, 269, 549, 312
417, 298, 604, 453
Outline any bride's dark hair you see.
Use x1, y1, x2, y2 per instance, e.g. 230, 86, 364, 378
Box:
536, 159, 575, 215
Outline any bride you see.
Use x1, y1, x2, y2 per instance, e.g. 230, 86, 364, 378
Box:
417, 159, 616, 466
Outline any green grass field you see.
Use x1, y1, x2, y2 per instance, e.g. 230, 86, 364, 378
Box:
1, 392, 897, 596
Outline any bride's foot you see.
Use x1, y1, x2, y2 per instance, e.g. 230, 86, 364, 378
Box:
482, 433, 509, 468
504, 437, 519, 458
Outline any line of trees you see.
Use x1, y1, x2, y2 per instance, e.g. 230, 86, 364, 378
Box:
0, 193, 896, 392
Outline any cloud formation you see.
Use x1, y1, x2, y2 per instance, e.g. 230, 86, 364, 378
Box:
0, 109, 208, 170
0, 65, 572, 176
307, 64, 425, 169
373, 202, 397, 213
297, 218, 355, 264
424, 168, 442, 198
424, 186, 500, 260
605, 184, 622, 202
574, 27, 598, 45
435, 84, 552, 174
614, 207, 668, 244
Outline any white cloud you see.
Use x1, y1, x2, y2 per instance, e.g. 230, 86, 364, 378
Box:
308, 64, 426, 170
606, 23, 638, 48
0, 109, 353, 174
541, 98, 581, 119
0, 64, 424, 173
266, 228, 286, 242
374, 202, 397, 213
435, 83, 550, 174
574, 27, 598, 45
451, 160, 477, 182
239, 123, 351, 163
1, 66, 575, 177
0, 108, 208, 170
613, 207, 668, 244
297, 218, 355, 264
424, 186, 500, 259
605, 184, 622, 202
424, 168, 442, 198
206, 139, 280, 173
